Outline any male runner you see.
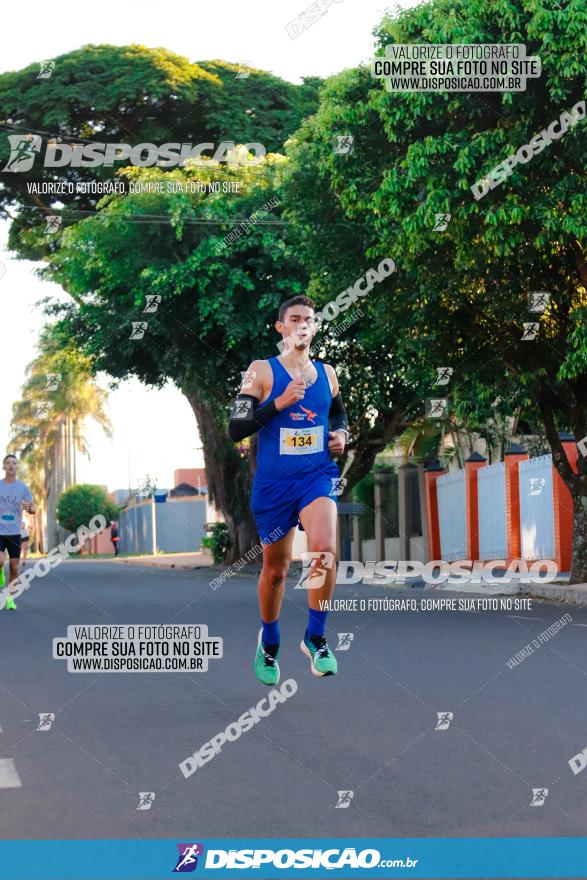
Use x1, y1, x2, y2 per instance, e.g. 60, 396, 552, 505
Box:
228, 296, 350, 685
0, 454, 35, 610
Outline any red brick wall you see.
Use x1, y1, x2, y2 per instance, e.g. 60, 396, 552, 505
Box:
465, 458, 487, 561
174, 468, 207, 490
504, 451, 529, 562
425, 467, 445, 560
553, 441, 578, 572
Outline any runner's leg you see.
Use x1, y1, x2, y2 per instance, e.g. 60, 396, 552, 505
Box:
254, 527, 295, 685
298, 496, 337, 610
4, 538, 22, 609
8, 556, 19, 592
257, 527, 295, 626
298, 496, 339, 675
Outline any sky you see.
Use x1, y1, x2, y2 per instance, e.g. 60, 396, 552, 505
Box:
0, 0, 410, 492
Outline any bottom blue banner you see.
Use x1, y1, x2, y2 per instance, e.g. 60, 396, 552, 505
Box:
0, 837, 586, 879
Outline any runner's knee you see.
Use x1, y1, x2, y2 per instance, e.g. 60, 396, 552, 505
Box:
307, 540, 336, 557
262, 562, 288, 588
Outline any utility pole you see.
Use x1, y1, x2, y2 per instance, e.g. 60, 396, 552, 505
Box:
72, 419, 77, 484
150, 496, 157, 556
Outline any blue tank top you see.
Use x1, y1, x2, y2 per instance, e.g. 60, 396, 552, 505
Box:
255, 357, 334, 481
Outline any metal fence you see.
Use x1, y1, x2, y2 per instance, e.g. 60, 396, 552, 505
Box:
120, 502, 154, 556
518, 455, 555, 560
477, 461, 507, 559
437, 469, 466, 561
350, 464, 424, 562
156, 500, 207, 552
119, 498, 207, 555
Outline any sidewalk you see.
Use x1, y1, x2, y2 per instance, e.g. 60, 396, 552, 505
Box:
435, 577, 587, 606
115, 551, 213, 570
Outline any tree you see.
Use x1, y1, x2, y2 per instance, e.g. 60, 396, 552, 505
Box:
281, 73, 424, 492
283, 0, 587, 580
0, 46, 321, 259
10, 325, 112, 549
57, 484, 119, 540
1, 45, 322, 562
42, 157, 307, 561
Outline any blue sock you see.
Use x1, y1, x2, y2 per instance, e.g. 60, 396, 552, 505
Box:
306, 608, 328, 638
262, 619, 280, 646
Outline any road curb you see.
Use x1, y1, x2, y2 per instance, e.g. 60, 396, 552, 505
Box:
419, 577, 587, 606
115, 558, 212, 571
520, 582, 587, 605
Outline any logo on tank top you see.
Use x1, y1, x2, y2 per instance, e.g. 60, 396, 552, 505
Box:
290, 404, 318, 424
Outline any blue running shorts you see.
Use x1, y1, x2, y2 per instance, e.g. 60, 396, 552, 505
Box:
251, 467, 339, 545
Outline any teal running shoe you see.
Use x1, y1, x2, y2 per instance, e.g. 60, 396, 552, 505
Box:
300, 632, 338, 677
254, 629, 280, 686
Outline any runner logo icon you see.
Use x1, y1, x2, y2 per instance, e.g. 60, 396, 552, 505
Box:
173, 843, 204, 872
294, 551, 334, 589
435, 711, 453, 730
3, 135, 43, 173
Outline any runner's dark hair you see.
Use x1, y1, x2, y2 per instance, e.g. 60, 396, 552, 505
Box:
278, 295, 315, 323
3, 454, 17, 465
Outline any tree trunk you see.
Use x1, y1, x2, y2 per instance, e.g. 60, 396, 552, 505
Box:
536, 396, 587, 584
45, 432, 57, 549
342, 408, 405, 497
571, 495, 587, 584
184, 389, 259, 564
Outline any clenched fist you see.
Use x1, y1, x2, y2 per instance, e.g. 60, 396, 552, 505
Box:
275, 379, 306, 411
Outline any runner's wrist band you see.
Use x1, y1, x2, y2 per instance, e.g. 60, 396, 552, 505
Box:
228, 395, 278, 441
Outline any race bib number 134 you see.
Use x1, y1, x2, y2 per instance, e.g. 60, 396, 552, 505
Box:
279, 427, 323, 455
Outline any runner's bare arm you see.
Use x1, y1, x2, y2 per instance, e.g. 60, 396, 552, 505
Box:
324, 364, 340, 397
239, 360, 271, 401
228, 361, 278, 442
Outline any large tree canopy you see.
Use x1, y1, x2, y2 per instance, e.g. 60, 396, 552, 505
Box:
0, 43, 323, 560
43, 157, 308, 559
283, 0, 587, 579
0, 45, 322, 258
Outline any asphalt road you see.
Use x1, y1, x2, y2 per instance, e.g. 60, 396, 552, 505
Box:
1, 560, 586, 841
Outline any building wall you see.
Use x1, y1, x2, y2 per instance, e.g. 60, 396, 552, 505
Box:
82, 526, 114, 555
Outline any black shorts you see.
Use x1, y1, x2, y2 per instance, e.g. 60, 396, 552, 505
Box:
0, 534, 22, 559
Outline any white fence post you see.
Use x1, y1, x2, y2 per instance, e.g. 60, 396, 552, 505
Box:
437, 470, 466, 560
518, 455, 555, 560
477, 461, 507, 559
